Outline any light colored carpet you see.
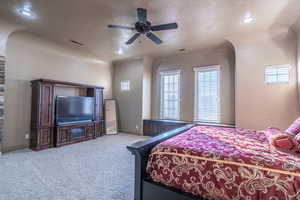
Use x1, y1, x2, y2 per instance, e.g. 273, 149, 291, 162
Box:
0, 133, 147, 200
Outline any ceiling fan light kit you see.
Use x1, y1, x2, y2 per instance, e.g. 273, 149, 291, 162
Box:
108, 8, 178, 45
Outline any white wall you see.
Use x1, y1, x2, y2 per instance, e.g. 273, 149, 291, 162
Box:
3, 32, 112, 151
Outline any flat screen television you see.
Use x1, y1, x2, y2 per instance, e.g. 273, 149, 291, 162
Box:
56, 96, 94, 125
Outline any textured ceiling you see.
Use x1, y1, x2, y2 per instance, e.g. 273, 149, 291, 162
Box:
0, 0, 300, 62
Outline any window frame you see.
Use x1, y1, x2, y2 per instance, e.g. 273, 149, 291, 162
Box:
120, 80, 130, 91
193, 65, 221, 123
159, 69, 181, 120
264, 65, 291, 84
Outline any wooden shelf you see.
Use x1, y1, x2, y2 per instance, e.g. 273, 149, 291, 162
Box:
31, 79, 104, 89
30, 79, 105, 151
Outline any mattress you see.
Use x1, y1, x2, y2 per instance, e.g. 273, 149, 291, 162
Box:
146, 126, 300, 200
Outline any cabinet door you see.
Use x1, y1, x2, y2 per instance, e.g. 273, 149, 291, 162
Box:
94, 89, 103, 121
39, 84, 54, 127
94, 122, 103, 138
86, 124, 94, 138
38, 128, 53, 148
57, 127, 69, 146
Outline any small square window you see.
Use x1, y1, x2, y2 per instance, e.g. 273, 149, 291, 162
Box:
265, 65, 290, 83
120, 80, 130, 91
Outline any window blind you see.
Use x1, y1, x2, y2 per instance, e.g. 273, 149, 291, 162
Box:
194, 66, 220, 122
265, 65, 290, 83
160, 71, 180, 120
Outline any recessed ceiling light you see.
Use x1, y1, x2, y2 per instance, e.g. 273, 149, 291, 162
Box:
20, 9, 32, 17
17, 3, 35, 19
18, 8, 34, 18
116, 48, 124, 55
243, 12, 254, 24
18, 8, 35, 19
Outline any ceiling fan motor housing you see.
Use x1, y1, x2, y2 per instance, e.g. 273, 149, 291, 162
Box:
135, 21, 151, 34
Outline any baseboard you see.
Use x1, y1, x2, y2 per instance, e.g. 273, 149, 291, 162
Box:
2, 144, 29, 153
118, 129, 143, 135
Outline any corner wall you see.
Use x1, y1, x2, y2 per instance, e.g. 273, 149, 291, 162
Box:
295, 24, 300, 119
142, 56, 153, 120
0, 56, 4, 152
151, 43, 236, 124
113, 58, 144, 135
3, 32, 112, 152
233, 29, 299, 130
0, 20, 19, 153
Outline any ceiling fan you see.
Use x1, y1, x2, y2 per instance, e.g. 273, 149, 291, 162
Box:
108, 8, 178, 45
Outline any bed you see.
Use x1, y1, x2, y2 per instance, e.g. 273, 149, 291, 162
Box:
127, 124, 300, 200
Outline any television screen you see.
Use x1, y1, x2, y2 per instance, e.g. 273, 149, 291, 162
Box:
56, 96, 94, 125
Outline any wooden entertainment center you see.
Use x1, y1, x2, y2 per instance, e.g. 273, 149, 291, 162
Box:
30, 79, 105, 151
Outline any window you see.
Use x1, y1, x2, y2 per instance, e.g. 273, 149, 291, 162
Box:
265, 65, 290, 83
160, 70, 180, 120
194, 65, 220, 123
120, 80, 130, 91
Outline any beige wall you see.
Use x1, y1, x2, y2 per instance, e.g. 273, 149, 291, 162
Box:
3, 32, 112, 152
0, 19, 19, 57
151, 43, 235, 124
233, 29, 299, 130
113, 58, 144, 135
142, 56, 153, 119
298, 32, 300, 102
297, 28, 300, 103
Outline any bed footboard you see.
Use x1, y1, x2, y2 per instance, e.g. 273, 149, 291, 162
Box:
127, 124, 195, 200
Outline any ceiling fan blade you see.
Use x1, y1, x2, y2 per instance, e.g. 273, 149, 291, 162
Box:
126, 33, 141, 45
146, 32, 162, 45
151, 23, 178, 31
108, 25, 135, 30
137, 8, 147, 24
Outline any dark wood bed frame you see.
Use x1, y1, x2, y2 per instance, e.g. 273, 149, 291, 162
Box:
127, 124, 205, 200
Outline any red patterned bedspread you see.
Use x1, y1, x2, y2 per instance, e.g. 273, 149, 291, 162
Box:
146, 126, 300, 200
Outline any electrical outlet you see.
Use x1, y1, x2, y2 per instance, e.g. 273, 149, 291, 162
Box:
25, 134, 30, 139
136, 125, 139, 130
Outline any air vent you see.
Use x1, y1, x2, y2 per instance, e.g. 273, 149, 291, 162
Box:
70, 40, 84, 46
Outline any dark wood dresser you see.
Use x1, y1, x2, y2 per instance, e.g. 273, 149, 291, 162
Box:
30, 79, 105, 151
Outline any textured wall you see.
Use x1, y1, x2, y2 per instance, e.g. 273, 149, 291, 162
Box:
0, 20, 18, 153
142, 56, 153, 120
3, 32, 112, 152
233, 29, 299, 130
113, 58, 144, 135
0, 56, 4, 148
151, 43, 236, 124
